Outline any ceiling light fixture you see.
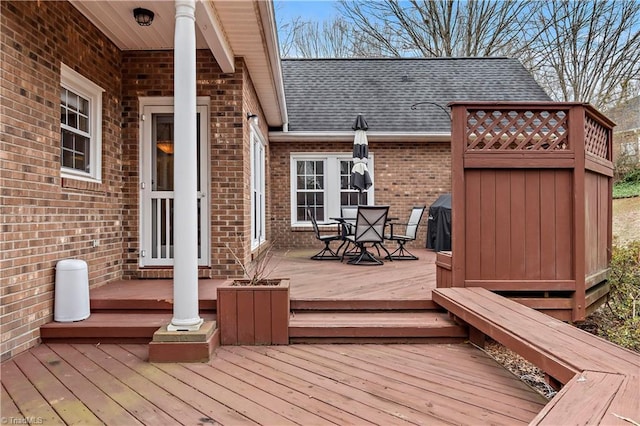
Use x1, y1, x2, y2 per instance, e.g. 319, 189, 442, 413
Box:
133, 8, 155, 26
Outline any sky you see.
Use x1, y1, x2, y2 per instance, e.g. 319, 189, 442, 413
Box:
273, 0, 340, 24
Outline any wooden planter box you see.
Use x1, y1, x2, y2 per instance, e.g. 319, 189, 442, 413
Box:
217, 279, 290, 345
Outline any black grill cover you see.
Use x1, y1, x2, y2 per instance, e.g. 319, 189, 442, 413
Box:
426, 193, 451, 252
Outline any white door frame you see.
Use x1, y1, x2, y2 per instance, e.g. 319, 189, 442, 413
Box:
138, 97, 210, 267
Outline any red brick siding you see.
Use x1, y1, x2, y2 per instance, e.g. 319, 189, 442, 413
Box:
120, 53, 260, 280
269, 141, 452, 249
1, 2, 263, 359
1, 1, 123, 360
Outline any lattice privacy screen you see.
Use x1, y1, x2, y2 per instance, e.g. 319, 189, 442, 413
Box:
465, 109, 569, 151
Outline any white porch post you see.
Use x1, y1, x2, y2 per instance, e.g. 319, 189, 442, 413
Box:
169, 0, 202, 331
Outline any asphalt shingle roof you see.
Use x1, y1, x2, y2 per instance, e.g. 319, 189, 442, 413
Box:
281, 58, 551, 133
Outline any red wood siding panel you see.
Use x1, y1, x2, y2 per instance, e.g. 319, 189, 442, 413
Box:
465, 171, 482, 279
217, 289, 238, 345
524, 171, 542, 280
510, 171, 527, 279
584, 172, 610, 281
480, 170, 497, 279
236, 291, 256, 345
555, 172, 574, 279
465, 169, 574, 284
494, 170, 512, 280
253, 291, 273, 345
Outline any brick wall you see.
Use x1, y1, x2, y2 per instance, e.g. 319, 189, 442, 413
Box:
269, 141, 452, 249
1, 1, 263, 359
1, 1, 123, 360
120, 53, 261, 279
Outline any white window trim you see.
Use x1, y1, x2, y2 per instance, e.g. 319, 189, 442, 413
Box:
289, 152, 375, 227
251, 123, 267, 250
60, 63, 104, 182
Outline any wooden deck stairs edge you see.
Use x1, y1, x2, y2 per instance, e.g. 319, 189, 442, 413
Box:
41, 298, 466, 344
432, 287, 640, 426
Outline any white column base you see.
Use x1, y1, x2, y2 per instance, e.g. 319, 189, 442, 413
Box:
167, 317, 204, 332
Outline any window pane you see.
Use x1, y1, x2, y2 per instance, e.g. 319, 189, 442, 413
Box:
303, 161, 311, 174
67, 93, 78, 111
68, 111, 77, 128
79, 97, 89, 115
297, 161, 305, 175
316, 161, 323, 174
79, 115, 88, 132
62, 149, 74, 168
340, 175, 349, 189
62, 130, 74, 149
297, 207, 306, 220
76, 150, 86, 171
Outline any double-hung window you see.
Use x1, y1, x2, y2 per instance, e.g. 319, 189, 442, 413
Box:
290, 153, 374, 225
251, 127, 266, 249
60, 64, 104, 182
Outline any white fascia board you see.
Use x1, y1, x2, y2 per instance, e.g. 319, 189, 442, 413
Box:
195, 1, 234, 73
257, 1, 288, 127
268, 131, 451, 143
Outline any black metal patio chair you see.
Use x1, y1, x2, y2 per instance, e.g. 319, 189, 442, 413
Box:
308, 207, 343, 260
342, 205, 392, 265
339, 205, 358, 255
385, 206, 425, 260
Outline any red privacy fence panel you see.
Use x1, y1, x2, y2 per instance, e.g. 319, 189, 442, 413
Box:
443, 102, 614, 321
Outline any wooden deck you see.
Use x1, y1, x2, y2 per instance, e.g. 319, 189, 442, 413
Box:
1, 342, 547, 425
433, 287, 640, 425
85, 248, 437, 308
41, 249, 448, 344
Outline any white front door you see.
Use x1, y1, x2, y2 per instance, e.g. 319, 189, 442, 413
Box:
139, 101, 209, 267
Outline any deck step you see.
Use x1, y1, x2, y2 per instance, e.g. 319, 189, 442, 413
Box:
40, 313, 216, 344
288, 310, 467, 343
290, 299, 440, 311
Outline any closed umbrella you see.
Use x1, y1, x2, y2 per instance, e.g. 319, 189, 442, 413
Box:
351, 114, 372, 204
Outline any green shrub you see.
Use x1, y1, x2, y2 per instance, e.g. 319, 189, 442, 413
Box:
622, 168, 640, 184
613, 173, 640, 198
598, 241, 640, 351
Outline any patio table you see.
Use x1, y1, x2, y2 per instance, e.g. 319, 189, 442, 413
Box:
330, 216, 398, 262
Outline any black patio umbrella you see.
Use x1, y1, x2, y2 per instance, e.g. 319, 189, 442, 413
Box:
351, 114, 372, 204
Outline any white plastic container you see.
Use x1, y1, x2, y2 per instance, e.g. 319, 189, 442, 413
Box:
54, 259, 90, 322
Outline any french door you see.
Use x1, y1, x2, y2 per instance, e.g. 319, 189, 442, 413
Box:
139, 100, 209, 267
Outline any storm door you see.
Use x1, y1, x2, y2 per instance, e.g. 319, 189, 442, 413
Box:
139, 102, 209, 267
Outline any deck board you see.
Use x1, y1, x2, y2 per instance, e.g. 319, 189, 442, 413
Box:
3, 342, 547, 425
89, 249, 437, 308
11, 351, 103, 424
45, 344, 179, 425
278, 345, 542, 425
437, 287, 640, 375
1, 363, 65, 425
30, 345, 144, 425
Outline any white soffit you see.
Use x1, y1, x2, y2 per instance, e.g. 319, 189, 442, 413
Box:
70, 1, 208, 50
70, 0, 285, 127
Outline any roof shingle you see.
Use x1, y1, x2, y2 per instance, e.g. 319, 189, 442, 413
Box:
282, 58, 551, 133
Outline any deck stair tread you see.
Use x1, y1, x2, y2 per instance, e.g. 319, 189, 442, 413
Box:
289, 310, 467, 339
433, 287, 640, 377
40, 313, 216, 342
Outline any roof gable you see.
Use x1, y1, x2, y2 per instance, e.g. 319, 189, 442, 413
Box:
282, 58, 550, 133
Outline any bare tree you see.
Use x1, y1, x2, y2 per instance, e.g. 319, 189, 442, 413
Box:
279, 17, 363, 58
529, 0, 640, 109
337, 0, 537, 57
276, 0, 640, 108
